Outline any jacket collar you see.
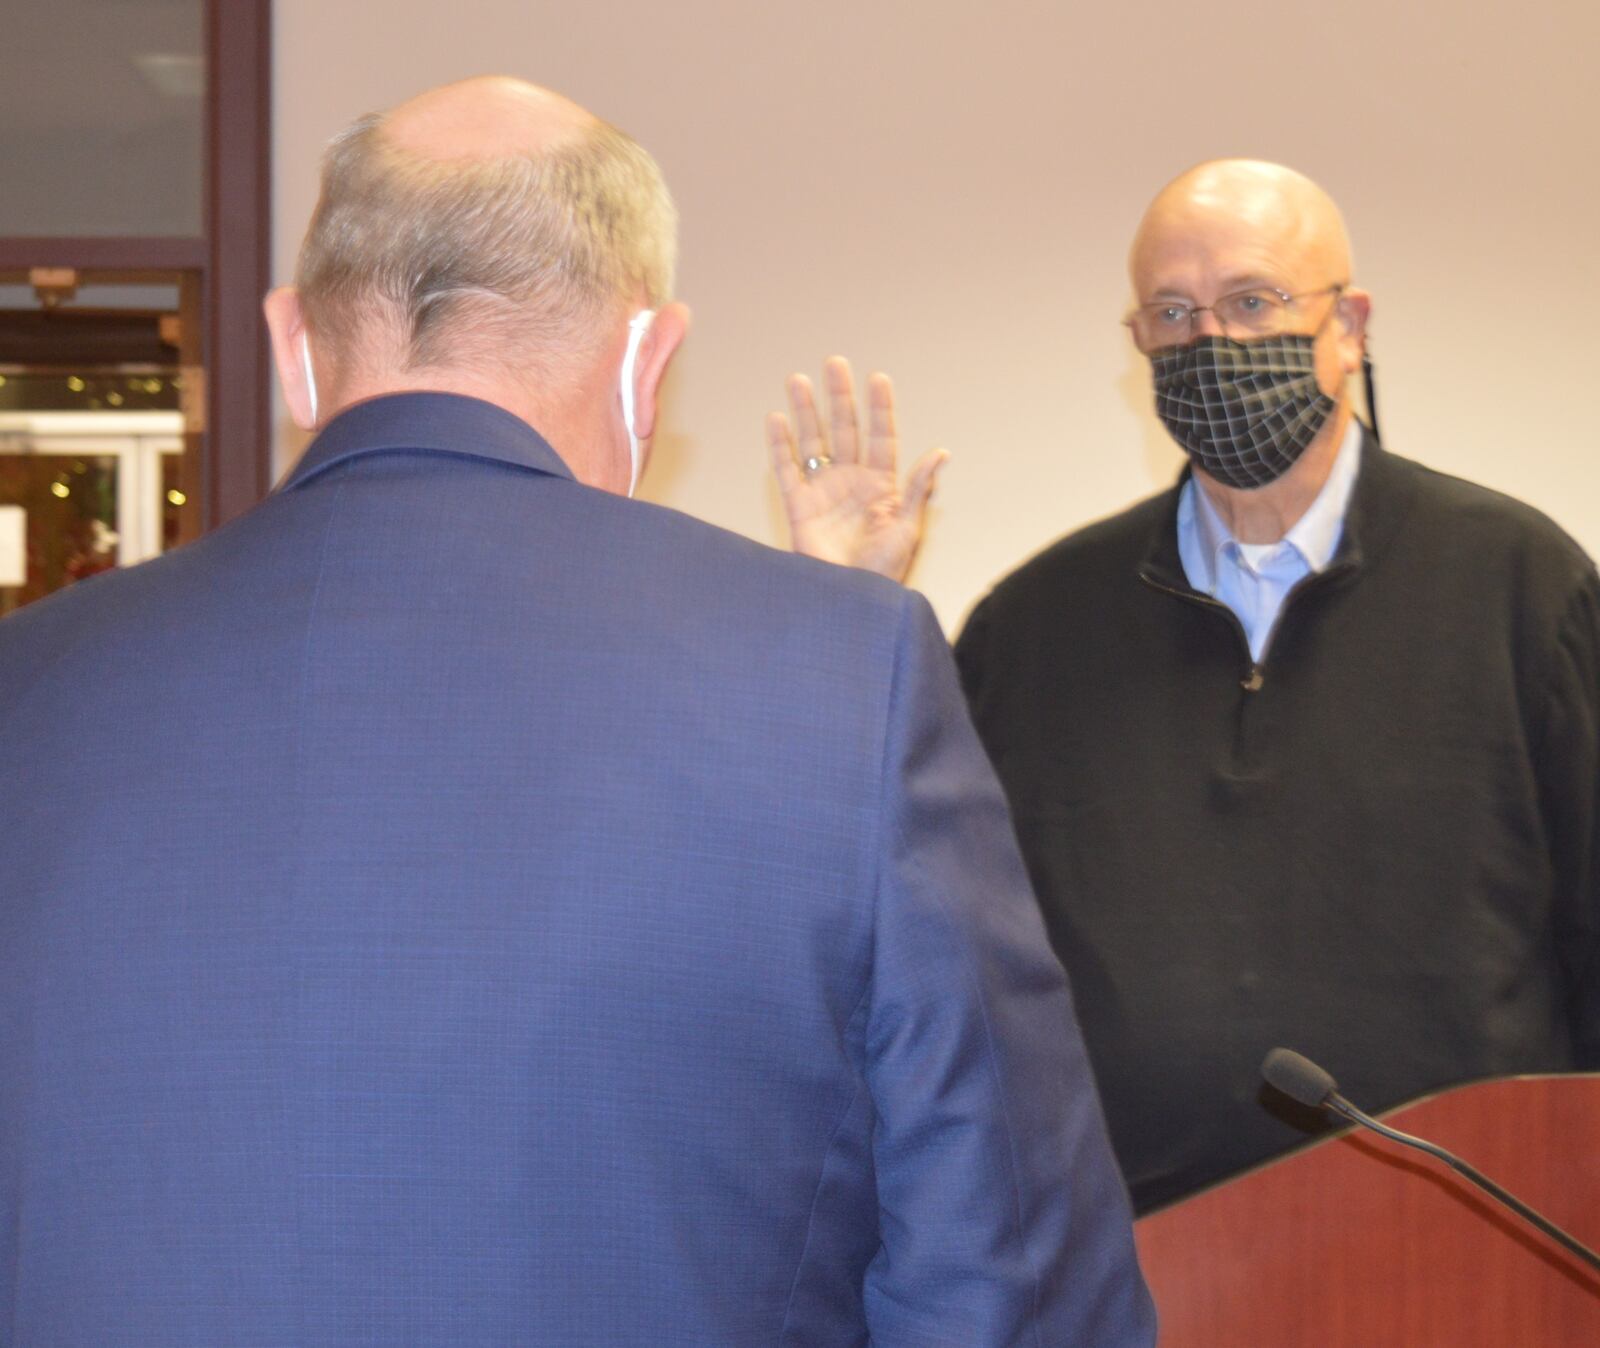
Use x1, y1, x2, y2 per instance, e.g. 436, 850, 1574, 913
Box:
281, 392, 575, 493
1139, 422, 1412, 593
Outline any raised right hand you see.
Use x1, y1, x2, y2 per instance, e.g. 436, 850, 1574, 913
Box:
766, 356, 947, 584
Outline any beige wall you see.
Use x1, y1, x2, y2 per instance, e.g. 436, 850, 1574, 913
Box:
274, 1, 1600, 632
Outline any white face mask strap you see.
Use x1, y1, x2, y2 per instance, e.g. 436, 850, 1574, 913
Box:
300, 330, 319, 426
620, 309, 656, 496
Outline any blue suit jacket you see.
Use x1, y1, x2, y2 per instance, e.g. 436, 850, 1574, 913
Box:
0, 393, 1153, 1345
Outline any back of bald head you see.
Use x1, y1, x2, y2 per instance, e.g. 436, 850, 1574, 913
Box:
296, 76, 677, 385
1130, 159, 1353, 287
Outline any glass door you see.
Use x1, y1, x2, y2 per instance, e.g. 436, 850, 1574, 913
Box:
0, 405, 186, 618
0, 275, 197, 616
0, 0, 271, 622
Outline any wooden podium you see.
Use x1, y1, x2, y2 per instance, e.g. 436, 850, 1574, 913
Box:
1133, 1075, 1600, 1345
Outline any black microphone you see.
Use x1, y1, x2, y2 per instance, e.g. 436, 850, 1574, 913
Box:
1261, 1048, 1600, 1273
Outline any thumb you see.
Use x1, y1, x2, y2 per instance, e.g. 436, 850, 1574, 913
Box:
900, 448, 950, 520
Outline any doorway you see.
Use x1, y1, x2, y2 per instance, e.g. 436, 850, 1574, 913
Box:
0, 0, 270, 619
0, 272, 199, 615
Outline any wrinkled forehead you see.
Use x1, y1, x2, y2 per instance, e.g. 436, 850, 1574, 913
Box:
1130, 193, 1349, 302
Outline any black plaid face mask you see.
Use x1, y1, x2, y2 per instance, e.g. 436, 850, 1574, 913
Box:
1150, 334, 1335, 490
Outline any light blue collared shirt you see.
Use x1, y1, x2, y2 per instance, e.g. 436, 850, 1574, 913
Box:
1177, 419, 1363, 663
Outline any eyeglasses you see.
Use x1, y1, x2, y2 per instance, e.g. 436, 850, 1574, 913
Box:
1125, 284, 1345, 352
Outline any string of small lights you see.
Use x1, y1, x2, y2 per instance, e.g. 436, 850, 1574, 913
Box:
0, 371, 182, 413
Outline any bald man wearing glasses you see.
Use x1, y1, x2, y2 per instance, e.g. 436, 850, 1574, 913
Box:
770, 159, 1600, 1215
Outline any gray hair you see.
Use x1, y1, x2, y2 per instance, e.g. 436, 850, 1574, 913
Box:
296, 111, 677, 377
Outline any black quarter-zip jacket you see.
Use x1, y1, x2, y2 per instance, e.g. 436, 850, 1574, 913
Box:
955, 434, 1600, 1215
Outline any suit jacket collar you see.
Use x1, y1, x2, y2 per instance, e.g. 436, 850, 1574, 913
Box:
1138, 423, 1411, 593
282, 392, 575, 493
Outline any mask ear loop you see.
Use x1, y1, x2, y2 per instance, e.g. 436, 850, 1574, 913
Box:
300, 330, 319, 426
1362, 350, 1381, 446
620, 310, 656, 496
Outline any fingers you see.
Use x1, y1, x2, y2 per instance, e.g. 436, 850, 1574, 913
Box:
901, 447, 950, 520
776, 359, 893, 478
865, 371, 898, 473
823, 356, 861, 465
766, 410, 803, 496
787, 372, 828, 469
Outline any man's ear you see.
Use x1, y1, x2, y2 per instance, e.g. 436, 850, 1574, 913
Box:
1335, 288, 1372, 375
629, 301, 691, 443
262, 286, 318, 431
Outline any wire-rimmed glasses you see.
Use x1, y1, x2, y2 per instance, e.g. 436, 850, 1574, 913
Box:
1125, 284, 1345, 352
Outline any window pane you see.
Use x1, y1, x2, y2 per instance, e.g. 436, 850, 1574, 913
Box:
0, 367, 187, 617
0, 1, 204, 236
0, 453, 120, 614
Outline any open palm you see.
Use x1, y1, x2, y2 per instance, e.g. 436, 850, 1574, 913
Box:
767, 357, 948, 584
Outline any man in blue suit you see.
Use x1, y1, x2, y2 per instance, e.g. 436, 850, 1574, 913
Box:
0, 77, 1152, 1344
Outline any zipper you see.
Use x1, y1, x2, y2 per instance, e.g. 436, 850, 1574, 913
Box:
1138, 557, 1360, 694
1138, 571, 1263, 692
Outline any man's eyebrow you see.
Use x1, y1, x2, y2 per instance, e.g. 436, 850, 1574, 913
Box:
1142, 273, 1283, 303
1216, 272, 1285, 292
1141, 286, 1197, 304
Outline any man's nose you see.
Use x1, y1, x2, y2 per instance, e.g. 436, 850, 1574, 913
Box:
1189, 307, 1226, 339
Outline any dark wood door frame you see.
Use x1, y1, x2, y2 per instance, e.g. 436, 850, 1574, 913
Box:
0, 0, 273, 534
206, 0, 273, 526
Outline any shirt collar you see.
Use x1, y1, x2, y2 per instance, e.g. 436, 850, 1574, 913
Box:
281, 391, 575, 492
1142, 424, 1415, 597
1180, 416, 1363, 590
